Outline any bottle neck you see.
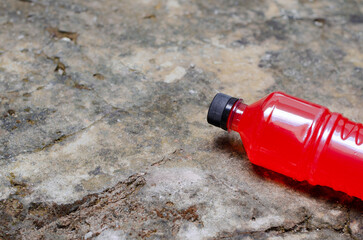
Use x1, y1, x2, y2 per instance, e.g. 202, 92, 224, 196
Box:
227, 100, 247, 132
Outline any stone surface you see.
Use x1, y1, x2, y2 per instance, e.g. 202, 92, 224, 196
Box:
0, 0, 362, 239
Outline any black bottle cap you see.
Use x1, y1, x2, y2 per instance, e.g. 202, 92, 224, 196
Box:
207, 93, 238, 130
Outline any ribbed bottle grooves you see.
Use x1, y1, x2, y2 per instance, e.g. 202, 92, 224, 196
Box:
340, 118, 363, 145
300, 111, 331, 182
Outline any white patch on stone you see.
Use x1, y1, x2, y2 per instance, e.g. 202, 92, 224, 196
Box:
248, 215, 283, 230
211, 36, 226, 48
33, 175, 84, 203
350, 220, 360, 233
329, 209, 342, 217
146, 168, 204, 191
62, 129, 93, 155
160, 61, 173, 68
0, 182, 13, 200
56, 68, 65, 75
61, 37, 72, 42
95, 229, 126, 240
164, 66, 186, 83
177, 223, 214, 240
84, 231, 93, 239
167, 0, 181, 9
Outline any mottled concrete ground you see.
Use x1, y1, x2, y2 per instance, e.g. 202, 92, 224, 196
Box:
0, 0, 363, 239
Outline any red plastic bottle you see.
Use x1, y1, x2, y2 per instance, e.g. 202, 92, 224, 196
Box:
207, 92, 363, 200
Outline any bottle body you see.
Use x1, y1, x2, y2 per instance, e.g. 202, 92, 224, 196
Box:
228, 92, 363, 200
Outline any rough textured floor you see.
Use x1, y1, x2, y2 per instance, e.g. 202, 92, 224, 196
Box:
0, 0, 363, 239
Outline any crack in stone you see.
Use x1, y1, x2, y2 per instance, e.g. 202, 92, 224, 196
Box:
92, 90, 123, 111
0, 173, 147, 239
266, 215, 311, 234
2, 85, 47, 99
212, 216, 311, 239
150, 148, 184, 167
214, 216, 310, 239
33, 113, 108, 153
1, 94, 121, 160
213, 212, 360, 240
208, 174, 247, 195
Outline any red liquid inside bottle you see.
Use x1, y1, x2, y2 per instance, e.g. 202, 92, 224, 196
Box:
207, 92, 363, 200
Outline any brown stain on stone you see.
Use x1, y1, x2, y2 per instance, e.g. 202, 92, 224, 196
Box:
74, 83, 91, 90
26, 119, 35, 125
154, 204, 202, 225
152, 203, 204, 237
8, 173, 30, 197
46, 27, 79, 43
1, 199, 23, 219
138, 229, 157, 238
179, 205, 200, 222
0, 198, 25, 237
313, 18, 327, 27
7, 109, 15, 116
93, 73, 105, 80
143, 14, 156, 19
0, 174, 146, 239
51, 57, 66, 75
